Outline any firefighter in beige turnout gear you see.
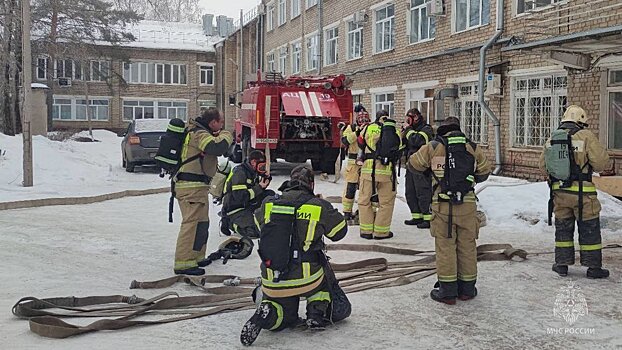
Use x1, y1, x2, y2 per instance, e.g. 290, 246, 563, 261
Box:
173, 108, 233, 276
539, 105, 611, 279
410, 117, 490, 305
357, 110, 402, 240
339, 105, 370, 224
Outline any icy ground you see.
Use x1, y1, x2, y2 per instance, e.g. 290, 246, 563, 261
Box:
0, 131, 621, 349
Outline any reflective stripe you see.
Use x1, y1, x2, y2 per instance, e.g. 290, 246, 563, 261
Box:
307, 291, 331, 303
231, 185, 247, 191
263, 301, 283, 331
262, 267, 324, 288
458, 274, 477, 282
580, 244, 602, 251
271, 205, 296, 215
360, 223, 374, 231
412, 213, 423, 219
180, 133, 191, 172
174, 182, 209, 189
167, 124, 185, 133
342, 201, 354, 211
374, 225, 390, 233
248, 188, 256, 200
438, 275, 458, 282
555, 241, 574, 248
264, 203, 273, 223
254, 216, 261, 230
447, 136, 466, 144
303, 220, 317, 252
154, 156, 176, 165
326, 220, 346, 238
297, 204, 322, 221
406, 130, 416, 139
466, 175, 475, 183
227, 207, 245, 216
266, 268, 274, 281
198, 135, 215, 150
384, 121, 396, 128
552, 183, 597, 192
422, 214, 432, 221
302, 262, 311, 278
174, 260, 198, 270
416, 131, 429, 144
222, 171, 235, 194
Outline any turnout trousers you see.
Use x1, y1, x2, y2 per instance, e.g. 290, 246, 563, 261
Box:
174, 188, 209, 271
405, 170, 432, 222
358, 177, 396, 238
553, 191, 603, 268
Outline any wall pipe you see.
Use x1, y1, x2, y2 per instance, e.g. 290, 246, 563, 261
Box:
478, 0, 504, 175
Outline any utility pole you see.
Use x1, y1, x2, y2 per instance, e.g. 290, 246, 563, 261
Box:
21, 0, 33, 187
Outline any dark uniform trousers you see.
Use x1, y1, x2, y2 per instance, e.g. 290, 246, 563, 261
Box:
228, 190, 275, 238
405, 170, 432, 222
554, 191, 603, 268
259, 280, 330, 331
430, 201, 478, 297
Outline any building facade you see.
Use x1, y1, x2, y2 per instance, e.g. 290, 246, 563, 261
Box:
34, 20, 223, 132
221, 0, 622, 181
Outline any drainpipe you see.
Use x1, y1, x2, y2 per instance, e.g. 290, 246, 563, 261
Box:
318, 0, 323, 75
239, 9, 244, 94
478, 0, 504, 175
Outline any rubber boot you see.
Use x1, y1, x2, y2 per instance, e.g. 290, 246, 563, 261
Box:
552, 263, 568, 277
457, 280, 478, 301
343, 212, 353, 221
430, 281, 457, 305
174, 267, 205, 276
360, 232, 373, 240
373, 231, 394, 240
404, 218, 422, 226
417, 221, 431, 229
240, 303, 271, 346
306, 318, 329, 331
586, 267, 609, 279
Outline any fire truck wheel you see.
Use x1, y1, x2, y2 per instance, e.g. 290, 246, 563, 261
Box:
311, 159, 322, 171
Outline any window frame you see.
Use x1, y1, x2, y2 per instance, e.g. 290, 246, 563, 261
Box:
267, 2, 276, 31
278, 0, 287, 26
199, 65, 215, 86
267, 51, 276, 72
291, 0, 301, 18
122, 99, 188, 121
515, 0, 566, 16
509, 74, 568, 148
372, 92, 395, 118
374, 3, 395, 54
291, 41, 302, 74
408, 0, 436, 44
454, 82, 488, 144
306, 0, 317, 9
36, 57, 49, 80
123, 61, 187, 85
324, 26, 339, 66
606, 68, 622, 150
306, 34, 319, 72
453, 0, 490, 33
346, 20, 363, 61
278, 46, 288, 75
52, 96, 111, 121
89, 60, 110, 82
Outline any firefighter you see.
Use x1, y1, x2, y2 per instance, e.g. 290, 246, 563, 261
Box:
539, 105, 610, 279
410, 117, 490, 304
402, 108, 434, 228
338, 104, 370, 224
357, 110, 402, 240
240, 165, 348, 346
221, 150, 275, 239
173, 108, 233, 276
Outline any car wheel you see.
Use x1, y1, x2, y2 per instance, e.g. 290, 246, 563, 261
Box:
122, 155, 127, 168
124, 153, 135, 172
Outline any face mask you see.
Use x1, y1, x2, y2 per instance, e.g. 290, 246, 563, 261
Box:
255, 161, 267, 175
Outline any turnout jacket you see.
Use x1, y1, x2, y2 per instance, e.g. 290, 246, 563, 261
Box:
342, 124, 361, 162
409, 128, 491, 204
538, 122, 609, 194
222, 162, 264, 216
254, 188, 347, 298
403, 123, 434, 157
174, 119, 233, 193
358, 122, 403, 182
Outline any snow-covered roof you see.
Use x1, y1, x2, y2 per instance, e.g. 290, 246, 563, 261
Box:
31, 83, 49, 89
123, 20, 221, 52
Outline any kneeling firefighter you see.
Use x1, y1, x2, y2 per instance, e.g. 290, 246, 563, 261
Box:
240, 165, 349, 346
221, 150, 274, 239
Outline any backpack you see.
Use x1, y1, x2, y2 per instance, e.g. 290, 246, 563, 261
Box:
374, 119, 401, 166
435, 132, 476, 205
257, 197, 306, 282
544, 128, 580, 183
155, 118, 198, 176
209, 159, 233, 204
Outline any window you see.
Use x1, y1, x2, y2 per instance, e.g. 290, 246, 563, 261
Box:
511, 74, 567, 147
455, 83, 487, 143
199, 100, 216, 112
291, 0, 301, 18
306, 0, 317, 9
325, 27, 338, 66
89, 61, 109, 82
55, 59, 81, 80
278, 46, 288, 75
409, 0, 436, 43
306, 34, 319, 71
52, 97, 110, 121
200, 65, 214, 86
455, 0, 490, 32
291, 41, 302, 74
267, 2, 275, 31
374, 4, 395, 53
517, 0, 564, 15
123, 62, 186, 85
267, 51, 276, 72
374, 93, 395, 117
37, 57, 48, 80
122, 100, 188, 120
406, 89, 435, 124
347, 20, 363, 60
607, 69, 622, 149
278, 0, 287, 26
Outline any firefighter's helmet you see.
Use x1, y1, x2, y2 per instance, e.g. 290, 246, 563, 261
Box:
218, 236, 254, 260
562, 105, 588, 126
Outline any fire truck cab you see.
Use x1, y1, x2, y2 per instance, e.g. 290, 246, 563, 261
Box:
233, 73, 353, 174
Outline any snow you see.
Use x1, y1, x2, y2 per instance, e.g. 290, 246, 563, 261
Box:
1, 131, 622, 349
30, 83, 49, 89
121, 20, 220, 52
132, 119, 170, 133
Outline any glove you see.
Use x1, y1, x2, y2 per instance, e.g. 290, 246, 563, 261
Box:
337, 122, 346, 131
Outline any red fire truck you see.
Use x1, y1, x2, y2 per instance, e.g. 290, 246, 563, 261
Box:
232, 73, 353, 174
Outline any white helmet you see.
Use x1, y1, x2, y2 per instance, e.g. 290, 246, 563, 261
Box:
561, 105, 588, 126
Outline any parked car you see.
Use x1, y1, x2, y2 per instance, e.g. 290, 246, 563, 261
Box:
120, 119, 170, 172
